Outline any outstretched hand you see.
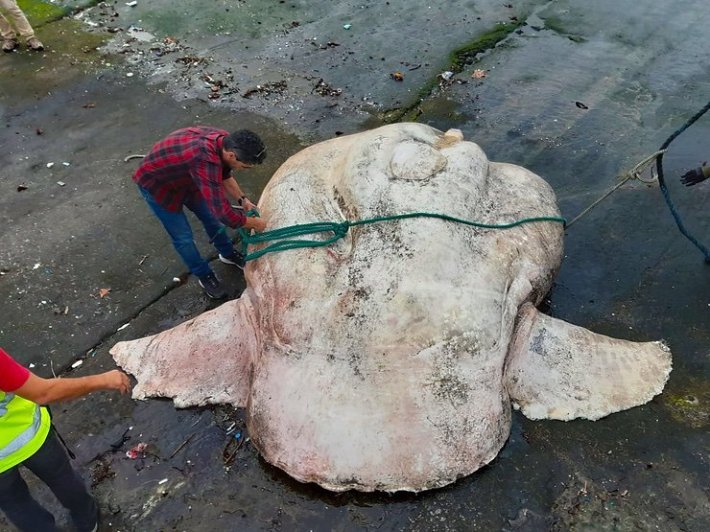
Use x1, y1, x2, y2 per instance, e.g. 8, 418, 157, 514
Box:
680, 167, 709, 187
104, 370, 131, 395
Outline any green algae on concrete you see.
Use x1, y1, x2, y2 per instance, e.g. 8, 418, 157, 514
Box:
380, 21, 523, 124
539, 13, 587, 43
448, 21, 525, 73
663, 380, 710, 429
17, 0, 68, 26
0, 18, 109, 103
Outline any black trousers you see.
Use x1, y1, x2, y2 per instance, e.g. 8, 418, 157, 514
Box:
0, 429, 98, 532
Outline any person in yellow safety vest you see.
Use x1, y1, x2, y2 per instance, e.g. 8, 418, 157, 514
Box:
0, 347, 130, 532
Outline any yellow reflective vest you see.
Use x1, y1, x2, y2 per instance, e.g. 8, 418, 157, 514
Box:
0, 390, 51, 473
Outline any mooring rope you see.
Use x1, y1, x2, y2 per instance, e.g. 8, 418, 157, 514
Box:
565, 150, 666, 228
655, 101, 710, 263
238, 212, 567, 262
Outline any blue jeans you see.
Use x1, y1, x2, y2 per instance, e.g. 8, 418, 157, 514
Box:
139, 187, 235, 278
0, 429, 98, 532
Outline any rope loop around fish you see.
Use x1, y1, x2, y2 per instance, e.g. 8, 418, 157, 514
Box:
238, 212, 567, 262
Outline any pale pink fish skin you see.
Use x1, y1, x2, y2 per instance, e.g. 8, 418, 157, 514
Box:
112, 124, 671, 493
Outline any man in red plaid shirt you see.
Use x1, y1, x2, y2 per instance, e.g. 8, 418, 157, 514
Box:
134, 126, 267, 299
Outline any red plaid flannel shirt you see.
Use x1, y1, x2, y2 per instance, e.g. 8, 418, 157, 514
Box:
133, 126, 246, 228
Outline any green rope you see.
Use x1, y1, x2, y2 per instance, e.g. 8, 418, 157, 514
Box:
237, 211, 566, 262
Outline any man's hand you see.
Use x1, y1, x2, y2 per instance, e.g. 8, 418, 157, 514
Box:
680, 167, 709, 187
104, 370, 131, 395
241, 197, 258, 211
243, 216, 267, 232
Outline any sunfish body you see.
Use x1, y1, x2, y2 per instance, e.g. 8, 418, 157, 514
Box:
112, 123, 671, 492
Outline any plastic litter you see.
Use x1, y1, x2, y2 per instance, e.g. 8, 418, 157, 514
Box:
126, 442, 148, 459
343, 24, 352, 30
71, 360, 83, 369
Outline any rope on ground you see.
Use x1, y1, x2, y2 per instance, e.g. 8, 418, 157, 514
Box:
566, 149, 666, 228
655, 100, 710, 263
238, 212, 566, 262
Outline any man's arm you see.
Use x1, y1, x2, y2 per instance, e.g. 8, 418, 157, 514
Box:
223, 177, 257, 211
14, 370, 130, 405
193, 160, 247, 228
223, 176, 245, 202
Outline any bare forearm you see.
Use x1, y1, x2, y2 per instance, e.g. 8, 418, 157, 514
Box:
223, 177, 244, 202
35, 374, 112, 404
15, 369, 130, 405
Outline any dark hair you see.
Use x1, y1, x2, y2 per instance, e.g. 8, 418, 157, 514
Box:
223, 129, 266, 165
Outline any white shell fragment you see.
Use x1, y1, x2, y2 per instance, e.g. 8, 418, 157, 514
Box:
111, 123, 672, 493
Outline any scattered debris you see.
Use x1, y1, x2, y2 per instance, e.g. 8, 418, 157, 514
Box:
242, 80, 287, 99
36, 128, 43, 135
343, 23, 352, 30
33, 263, 41, 270
575, 101, 589, 109
391, 71, 404, 82
312, 78, 342, 96
17, 184, 28, 192
175, 55, 207, 67
440, 71, 454, 81
90, 456, 115, 487
71, 360, 84, 369
126, 442, 149, 459
138, 254, 149, 265
223, 431, 246, 466
117, 323, 130, 332
83, 102, 96, 109
407, 64, 422, 71
471, 69, 487, 79
99, 288, 111, 298
126, 1, 138, 7
172, 277, 181, 283
169, 432, 196, 459
158, 478, 168, 485
57, 181, 66, 187
46, 162, 55, 168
